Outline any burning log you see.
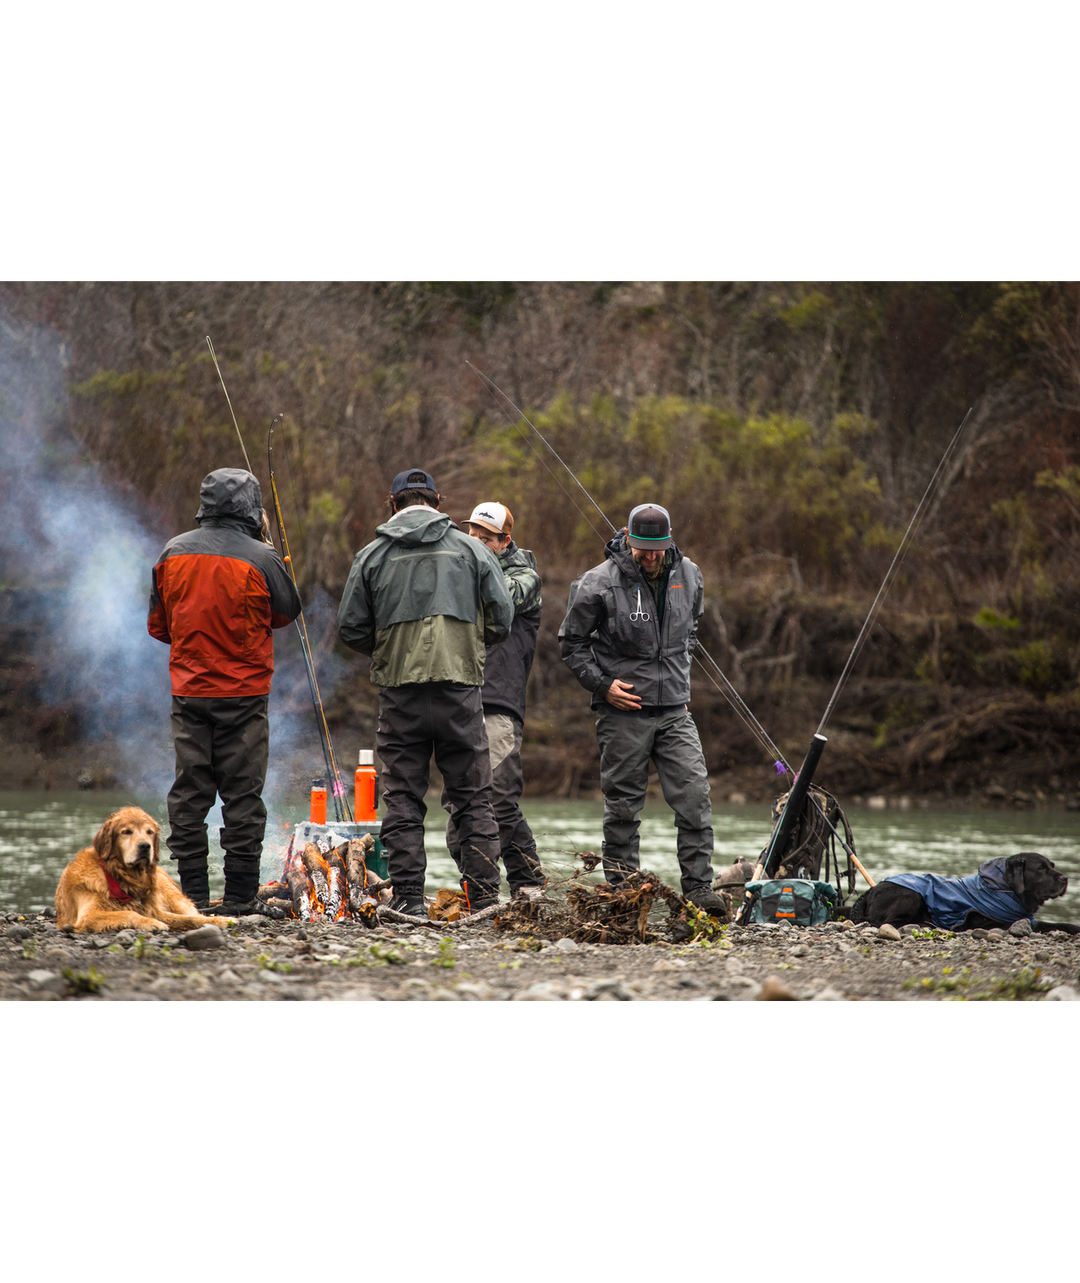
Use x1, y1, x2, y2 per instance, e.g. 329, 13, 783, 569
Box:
285, 860, 312, 922
345, 835, 377, 887
325, 846, 349, 922
302, 843, 331, 919
345, 835, 392, 916
353, 895, 380, 929
257, 881, 290, 902
265, 897, 293, 916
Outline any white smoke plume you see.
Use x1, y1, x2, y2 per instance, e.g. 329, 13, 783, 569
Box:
0, 311, 350, 881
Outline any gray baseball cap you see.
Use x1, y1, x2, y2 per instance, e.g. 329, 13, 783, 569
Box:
627, 503, 672, 550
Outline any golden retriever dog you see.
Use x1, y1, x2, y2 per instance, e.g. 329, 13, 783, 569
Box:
55, 806, 234, 932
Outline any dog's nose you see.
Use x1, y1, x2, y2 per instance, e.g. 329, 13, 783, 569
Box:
136, 842, 152, 859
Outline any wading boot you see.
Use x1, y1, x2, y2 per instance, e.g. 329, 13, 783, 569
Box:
205, 870, 275, 918
179, 866, 210, 912
685, 886, 731, 921
388, 887, 427, 920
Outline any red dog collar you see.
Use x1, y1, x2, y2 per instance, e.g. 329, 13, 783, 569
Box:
96, 855, 133, 902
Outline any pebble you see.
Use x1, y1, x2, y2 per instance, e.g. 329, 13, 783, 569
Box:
554, 938, 579, 951
216, 969, 242, 985
1045, 986, 1079, 1001
114, 930, 137, 947
841, 919, 859, 931
26, 969, 66, 996
987, 928, 1007, 939
585, 978, 633, 1001
5, 925, 32, 941
456, 982, 498, 1001
332, 986, 383, 1001
877, 924, 902, 941
812, 986, 846, 1001
182, 925, 226, 951
790, 943, 811, 957
757, 975, 797, 1000
513, 982, 566, 1001
1009, 919, 1034, 937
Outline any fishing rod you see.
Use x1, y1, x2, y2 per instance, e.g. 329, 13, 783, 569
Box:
205, 337, 352, 822
267, 414, 353, 822
733, 406, 975, 921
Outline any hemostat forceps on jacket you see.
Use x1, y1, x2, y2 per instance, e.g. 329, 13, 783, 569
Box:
629, 588, 650, 622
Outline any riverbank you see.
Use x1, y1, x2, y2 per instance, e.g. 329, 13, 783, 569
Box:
5, 910, 1078, 1002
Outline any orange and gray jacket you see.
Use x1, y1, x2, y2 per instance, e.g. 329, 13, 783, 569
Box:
147, 469, 302, 697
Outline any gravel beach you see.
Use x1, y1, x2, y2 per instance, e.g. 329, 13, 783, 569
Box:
4, 910, 1080, 1001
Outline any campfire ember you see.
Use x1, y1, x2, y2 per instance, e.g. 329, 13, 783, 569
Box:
267, 832, 390, 925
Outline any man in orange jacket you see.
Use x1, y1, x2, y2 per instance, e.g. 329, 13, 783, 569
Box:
148, 468, 301, 915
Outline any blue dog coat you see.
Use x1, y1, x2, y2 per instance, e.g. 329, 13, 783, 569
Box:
886, 857, 1034, 930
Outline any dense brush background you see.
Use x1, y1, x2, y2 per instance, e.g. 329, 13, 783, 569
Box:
2, 281, 1079, 807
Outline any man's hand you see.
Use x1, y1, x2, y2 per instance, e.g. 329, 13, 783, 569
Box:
605, 679, 642, 711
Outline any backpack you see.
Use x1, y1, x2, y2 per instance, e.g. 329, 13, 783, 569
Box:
745, 878, 838, 926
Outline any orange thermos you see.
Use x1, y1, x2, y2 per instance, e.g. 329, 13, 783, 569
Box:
310, 777, 327, 825
355, 750, 378, 821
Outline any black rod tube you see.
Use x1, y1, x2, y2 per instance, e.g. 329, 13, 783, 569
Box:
761, 733, 828, 878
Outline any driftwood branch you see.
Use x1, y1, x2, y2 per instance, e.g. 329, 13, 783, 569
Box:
376, 900, 504, 929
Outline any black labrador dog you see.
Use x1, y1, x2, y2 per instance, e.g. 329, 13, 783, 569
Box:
850, 852, 1079, 933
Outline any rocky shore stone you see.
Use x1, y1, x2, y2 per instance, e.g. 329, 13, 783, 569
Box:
1008, 919, 1033, 937
26, 969, 66, 995
877, 924, 902, 941
182, 925, 226, 950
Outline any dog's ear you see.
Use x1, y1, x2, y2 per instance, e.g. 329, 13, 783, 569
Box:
1003, 855, 1028, 897
93, 814, 118, 861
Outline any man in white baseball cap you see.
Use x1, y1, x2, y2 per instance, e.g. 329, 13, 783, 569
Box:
442, 500, 546, 896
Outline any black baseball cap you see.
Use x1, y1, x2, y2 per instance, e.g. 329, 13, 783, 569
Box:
627, 503, 672, 550
390, 468, 438, 495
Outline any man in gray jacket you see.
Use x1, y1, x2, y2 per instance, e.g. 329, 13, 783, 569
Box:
337, 469, 514, 917
558, 503, 727, 916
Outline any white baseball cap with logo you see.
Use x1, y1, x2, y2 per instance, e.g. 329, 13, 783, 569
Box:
467, 502, 514, 537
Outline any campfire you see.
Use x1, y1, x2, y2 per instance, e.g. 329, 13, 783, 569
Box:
258, 834, 390, 926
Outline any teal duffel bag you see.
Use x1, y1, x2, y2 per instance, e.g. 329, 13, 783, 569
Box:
745, 878, 837, 926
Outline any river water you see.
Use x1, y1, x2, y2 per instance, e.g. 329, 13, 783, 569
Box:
3, 791, 1079, 924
